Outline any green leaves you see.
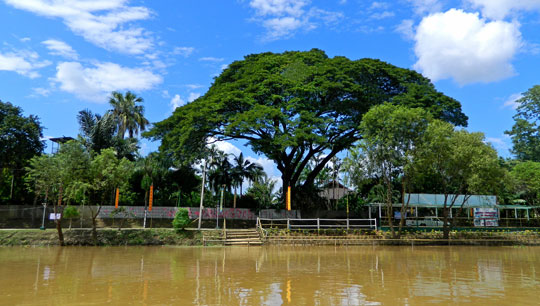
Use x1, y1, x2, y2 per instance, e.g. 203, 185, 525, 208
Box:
0, 101, 44, 169
506, 85, 540, 162
147, 49, 467, 197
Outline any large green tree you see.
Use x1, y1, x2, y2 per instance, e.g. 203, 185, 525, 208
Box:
414, 121, 504, 239
506, 85, 540, 162
146, 49, 467, 202
511, 161, 540, 205
0, 101, 44, 203
356, 103, 432, 237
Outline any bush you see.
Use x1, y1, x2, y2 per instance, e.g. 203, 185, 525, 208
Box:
172, 208, 191, 230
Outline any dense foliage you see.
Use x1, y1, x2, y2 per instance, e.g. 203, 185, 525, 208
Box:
172, 208, 191, 230
506, 85, 540, 162
0, 101, 44, 203
146, 49, 468, 201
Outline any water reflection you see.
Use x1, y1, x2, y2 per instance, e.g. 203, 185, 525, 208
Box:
0, 246, 539, 305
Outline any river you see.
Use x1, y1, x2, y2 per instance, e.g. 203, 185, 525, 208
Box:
0, 246, 538, 305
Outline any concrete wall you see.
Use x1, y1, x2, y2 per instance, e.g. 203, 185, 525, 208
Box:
0, 205, 300, 221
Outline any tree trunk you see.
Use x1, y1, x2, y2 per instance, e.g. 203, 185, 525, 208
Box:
442, 205, 450, 240
54, 204, 64, 246
384, 175, 395, 238
233, 187, 237, 209
10, 170, 15, 200
91, 206, 102, 245
397, 180, 409, 238
92, 216, 98, 245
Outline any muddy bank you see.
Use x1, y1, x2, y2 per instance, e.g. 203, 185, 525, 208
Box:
0, 228, 203, 246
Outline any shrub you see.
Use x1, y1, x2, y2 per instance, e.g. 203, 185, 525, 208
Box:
63, 205, 80, 229
172, 208, 191, 230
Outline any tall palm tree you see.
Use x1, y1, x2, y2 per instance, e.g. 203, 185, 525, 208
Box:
231, 153, 264, 207
106, 91, 149, 139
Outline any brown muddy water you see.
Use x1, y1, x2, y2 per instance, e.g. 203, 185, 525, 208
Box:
0, 246, 539, 305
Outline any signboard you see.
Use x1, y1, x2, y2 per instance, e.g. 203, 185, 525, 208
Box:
49, 213, 61, 220
473, 208, 499, 227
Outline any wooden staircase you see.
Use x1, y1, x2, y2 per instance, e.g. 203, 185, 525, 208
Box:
224, 229, 263, 246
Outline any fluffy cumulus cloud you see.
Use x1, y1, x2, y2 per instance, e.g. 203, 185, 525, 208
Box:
54, 61, 162, 102
42, 39, 78, 59
466, 0, 540, 20
0, 50, 50, 78
4, 0, 153, 55
249, 0, 342, 40
169, 92, 201, 111
413, 9, 522, 85
169, 94, 184, 110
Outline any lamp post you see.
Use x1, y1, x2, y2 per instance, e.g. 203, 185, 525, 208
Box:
40, 202, 47, 230
216, 185, 225, 229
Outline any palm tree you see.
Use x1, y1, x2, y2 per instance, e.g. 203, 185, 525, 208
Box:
77, 109, 139, 160
106, 91, 149, 139
208, 150, 233, 194
231, 153, 264, 207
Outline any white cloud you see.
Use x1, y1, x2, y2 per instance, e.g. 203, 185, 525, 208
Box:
54, 61, 162, 102
5, 0, 153, 55
250, 0, 307, 17
503, 93, 522, 109
199, 57, 224, 62
208, 138, 242, 157
170, 94, 185, 110
486, 136, 511, 151
0, 50, 50, 78
466, 0, 540, 20
185, 84, 203, 89
249, 0, 342, 40
395, 19, 415, 40
31, 87, 51, 97
187, 92, 201, 102
370, 11, 394, 19
408, 0, 443, 15
370, 2, 390, 10
413, 9, 522, 85
42, 39, 78, 59
173, 46, 195, 57
20, 37, 31, 42
246, 155, 282, 190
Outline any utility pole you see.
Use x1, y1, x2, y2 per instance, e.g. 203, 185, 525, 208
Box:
197, 159, 207, 230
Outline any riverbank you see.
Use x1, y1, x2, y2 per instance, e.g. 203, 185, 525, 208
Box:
263, 229, 540, 246
2, 228, 540, 246
0, 228, 203, 246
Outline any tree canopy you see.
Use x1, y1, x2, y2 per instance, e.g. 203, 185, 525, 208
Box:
0, 100, 44, 203
506, 85, 540, 162
148, 50, 468, 197
0, 100, 44, 170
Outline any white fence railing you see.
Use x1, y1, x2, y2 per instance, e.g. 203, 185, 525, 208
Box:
257, 217, 377, 230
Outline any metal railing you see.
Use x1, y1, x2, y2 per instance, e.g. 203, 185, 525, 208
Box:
257, 217, 377, 230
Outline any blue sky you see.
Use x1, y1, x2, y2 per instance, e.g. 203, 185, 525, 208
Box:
1, 0, 539, 181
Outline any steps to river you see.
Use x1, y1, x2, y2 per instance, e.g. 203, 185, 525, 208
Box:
203, 229, 263, 246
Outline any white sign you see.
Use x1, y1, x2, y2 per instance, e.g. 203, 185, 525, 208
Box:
49, 213, 61, 220
473, 208, 498, 227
